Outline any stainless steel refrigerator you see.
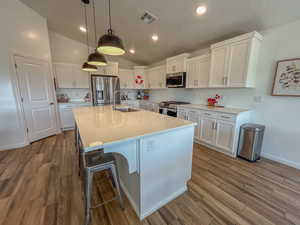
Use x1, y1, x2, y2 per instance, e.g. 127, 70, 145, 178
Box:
91, 75, 120, 106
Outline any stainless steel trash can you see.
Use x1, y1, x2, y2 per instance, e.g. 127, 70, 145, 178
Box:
238, 123, 265, 162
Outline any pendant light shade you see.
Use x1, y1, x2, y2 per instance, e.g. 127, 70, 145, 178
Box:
97, 0, 125, 55
82, 62, 97, 72
97, 29, 125, 55
88, 50, 107, 66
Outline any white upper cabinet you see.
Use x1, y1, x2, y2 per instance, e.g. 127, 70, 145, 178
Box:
209, 31, 262, 88
134, 66, 148, 89
54, 63, 89, 89
119, 69, 134, 89
166, 53, 190, 74
186, 54, 211, 88
147, 65, 166, 89
94, 62, 119, 76
209, 46, 229, 87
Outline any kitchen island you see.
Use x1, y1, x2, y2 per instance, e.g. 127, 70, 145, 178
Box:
73, 105, 195, 220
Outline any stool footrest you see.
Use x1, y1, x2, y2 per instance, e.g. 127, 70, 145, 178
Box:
91, 197, 118, 209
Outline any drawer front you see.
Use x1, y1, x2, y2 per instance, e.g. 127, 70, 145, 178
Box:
201, 111, 218, 119
217, 113, 236, 122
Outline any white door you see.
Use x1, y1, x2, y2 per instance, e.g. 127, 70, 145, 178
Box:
227, 40, 250, 87
199, 117, 215, 145
15, 56, 57, 142
187, 110, 200, 140
209, 46, 229, 87
215, 120, 235, 153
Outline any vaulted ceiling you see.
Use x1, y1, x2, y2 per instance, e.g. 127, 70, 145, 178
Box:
21, 0, 300, 65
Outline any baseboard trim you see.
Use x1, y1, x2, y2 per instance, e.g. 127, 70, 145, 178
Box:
261, 152, 300, 170
140, 186, 187, 220
119, 180, 140, 218
0, 141, 28, 151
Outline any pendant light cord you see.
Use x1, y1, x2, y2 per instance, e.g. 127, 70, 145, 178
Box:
108, 0, 112, 34
84, 3, 90, 56
92, 0, 97, 46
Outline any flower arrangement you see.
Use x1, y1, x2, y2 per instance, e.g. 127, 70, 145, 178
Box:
207, 94, 221, 107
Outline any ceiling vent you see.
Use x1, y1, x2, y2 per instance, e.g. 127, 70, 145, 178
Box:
141, 11, 158, 24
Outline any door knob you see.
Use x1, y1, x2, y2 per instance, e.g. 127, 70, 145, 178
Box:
50, 102, 54, 105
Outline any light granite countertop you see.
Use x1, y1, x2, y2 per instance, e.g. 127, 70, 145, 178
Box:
178, 104, 250, 114
73, 105, 195, 150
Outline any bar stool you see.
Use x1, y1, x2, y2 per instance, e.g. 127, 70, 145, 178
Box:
81, 150, 124, 225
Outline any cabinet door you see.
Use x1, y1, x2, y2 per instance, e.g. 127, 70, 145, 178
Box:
227, 40, 250, 87
119, 69, 134, 89
106, 63, 119, 75
75, 68, 89, 88
209, 46, 229, 87
186, 59, 198, 88
187, 56, 210, 88
215, 120, 235, 153
54, 64, 74, 88
187, 110, 200, 140
60, 107, 74, 129
199, 117, 215, 145
177, 109, 187, 120
157, 66, 166, 88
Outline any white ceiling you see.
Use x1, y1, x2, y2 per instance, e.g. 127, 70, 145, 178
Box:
21, 0, 300, 65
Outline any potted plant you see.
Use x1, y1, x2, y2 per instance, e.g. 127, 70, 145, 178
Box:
207, 94, 221, 107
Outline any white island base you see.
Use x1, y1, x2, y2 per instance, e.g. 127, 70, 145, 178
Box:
104, 126, 194, 220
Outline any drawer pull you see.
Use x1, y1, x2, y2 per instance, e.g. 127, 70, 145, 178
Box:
221, 116, 232, 119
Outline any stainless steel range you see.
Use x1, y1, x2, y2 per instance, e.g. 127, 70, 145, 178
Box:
159, 101, 190, 117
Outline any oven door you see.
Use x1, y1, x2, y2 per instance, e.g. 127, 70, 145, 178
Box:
166, 72, 186, 88
167, 109, 177, 117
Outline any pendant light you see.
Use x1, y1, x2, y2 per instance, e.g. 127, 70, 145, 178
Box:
87, 0, 107, 66
97, 0, 125, 55
81, 0, 97, 72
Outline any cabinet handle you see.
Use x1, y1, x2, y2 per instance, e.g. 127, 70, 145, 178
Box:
214, 121, 218, 130
221, 115, 231, 119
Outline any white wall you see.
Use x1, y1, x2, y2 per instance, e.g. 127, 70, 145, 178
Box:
0, 0, 52, 150
150, 20, 300, 169
49, 31, 138, 69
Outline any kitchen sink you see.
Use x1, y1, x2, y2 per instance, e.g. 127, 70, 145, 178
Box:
114, 107, 139, 112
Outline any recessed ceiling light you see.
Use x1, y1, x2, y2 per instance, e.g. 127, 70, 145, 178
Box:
152, 34, 159, 41
196, 5, 207, 15
129, 49, 135, 54
79, 26, 87, 33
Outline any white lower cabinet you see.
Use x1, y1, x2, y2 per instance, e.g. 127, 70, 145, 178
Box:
187, 110, 201, 141
215, 120, 235, 153
178, 106, 250, 157
177, 108, 187, 120
199, 117, 215, 145
59, 103, 92, 130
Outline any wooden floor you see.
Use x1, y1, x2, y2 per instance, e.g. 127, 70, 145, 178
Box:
0, 131, 300, 225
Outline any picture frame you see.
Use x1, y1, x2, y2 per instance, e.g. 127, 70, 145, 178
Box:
272, 58, 300, 96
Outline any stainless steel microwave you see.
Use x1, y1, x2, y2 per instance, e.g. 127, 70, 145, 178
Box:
166, 72, 186, 88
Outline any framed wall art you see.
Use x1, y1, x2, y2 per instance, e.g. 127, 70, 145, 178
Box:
272, 58, 300, 96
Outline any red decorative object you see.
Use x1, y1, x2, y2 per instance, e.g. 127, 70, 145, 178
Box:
135, 75, 144, 85
207, 94, 221, 107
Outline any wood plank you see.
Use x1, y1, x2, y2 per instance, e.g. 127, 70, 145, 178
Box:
0, 132, 299, 225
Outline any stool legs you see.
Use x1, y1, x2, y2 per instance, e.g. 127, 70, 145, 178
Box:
110, 165, 124, 210
84, 169, 93, 225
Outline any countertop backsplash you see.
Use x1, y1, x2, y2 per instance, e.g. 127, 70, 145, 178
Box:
56, 88, 90, 102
